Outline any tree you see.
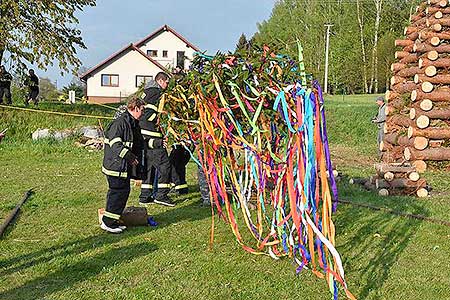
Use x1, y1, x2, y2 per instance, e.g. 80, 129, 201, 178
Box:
254, 0, 421, 94
235, 33, 249, 52
39, 78, 59, 101
0, 1, 96, 74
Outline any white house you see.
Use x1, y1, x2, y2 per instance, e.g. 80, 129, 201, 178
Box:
80, 25, 200, 103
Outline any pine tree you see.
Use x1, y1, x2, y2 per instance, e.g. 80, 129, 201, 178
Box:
235, 33, 248, 52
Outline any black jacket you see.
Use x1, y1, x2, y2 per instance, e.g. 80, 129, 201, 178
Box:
139, 80, 164, 149
102, 111, 142, 178
0, 71, 12, 88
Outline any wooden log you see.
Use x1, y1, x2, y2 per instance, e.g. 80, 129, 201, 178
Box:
412, 160, 427, 173
395, 51, 410, 59
417, 188, 429, 198
384, 132, 412, 146
374, 163, 416, 173
388, 114, 412, 127
418, 57, 450, 68
395, 66, 424, 78
427, 0, 449, 7
375, 178, 426, 189
408, 172, 421, 181
415, 74, 450, 85
411, 88, 450, 102
395, 39, 414, 47
413, 42, 450, 53
428, 50, 439, 60
425, 66, 437, 77
429, 139, 444, 147
384, 172, 395, 181
379, 189, 389, 196
391, 76, 407, 86
416, 115, 430, 128
404, 146, 450, 160
409, 107, 450, 120
419, 31, 450, 41
414, 136, 429, 150
0, 190, 33, 238
408, 126, 450, 139
404, 26, 418, 36
421, 81, 434, 93
435, 11, 444, 19
391, 62, 407, 72
432, 23, 443, 32
426, 7, 450, 14
349, 177, 367, 185
426, 18, 450, 27
391, 81, 417, 94
415, 99, 434, 111
406, 31, 420, 41
400, 54, 419, 64
386, 90, 401, 101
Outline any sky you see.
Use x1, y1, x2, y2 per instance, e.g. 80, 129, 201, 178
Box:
45, 0, 275, 89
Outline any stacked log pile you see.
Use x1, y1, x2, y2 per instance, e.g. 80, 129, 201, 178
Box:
378, 0, 450, 197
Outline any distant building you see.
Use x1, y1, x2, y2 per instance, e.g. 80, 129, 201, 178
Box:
80, 24, 200, 103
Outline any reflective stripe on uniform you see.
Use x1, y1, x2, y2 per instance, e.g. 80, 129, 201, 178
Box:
148, 113, 157, 122
141, 184, 153, 189
104, 211, 121, 220
141, 129, 162, 137
102, 166, 128, 178
104, 137, 132, 148
119, 148, 129, 158
145, 103, 158, 111
175, 184, 188, 190
158, 183, 172, 188
106, 137, 123, 146
148, 139, 154, 149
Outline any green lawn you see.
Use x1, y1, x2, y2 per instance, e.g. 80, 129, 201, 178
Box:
1, 97, 449, 300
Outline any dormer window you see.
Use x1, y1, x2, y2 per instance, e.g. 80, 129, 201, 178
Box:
147, 50, 158, 57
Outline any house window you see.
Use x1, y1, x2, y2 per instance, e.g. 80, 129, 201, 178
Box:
136, 75, 153, 87
101, 74, 119, 87
147, 50, 158, 57
162, 50, 168, 58
177, 51, 185, 69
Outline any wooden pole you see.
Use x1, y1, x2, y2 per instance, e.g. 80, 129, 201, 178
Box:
0, 189, 33, 238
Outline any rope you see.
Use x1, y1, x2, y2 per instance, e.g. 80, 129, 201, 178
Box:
0, 104, 113, 120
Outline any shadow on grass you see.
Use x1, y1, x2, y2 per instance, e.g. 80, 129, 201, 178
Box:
336, 183, 429, 299
0, 234, 157, 299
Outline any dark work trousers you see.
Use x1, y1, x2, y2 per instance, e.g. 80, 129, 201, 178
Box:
102, 175, 130, 226
26, 89, 39, 105
169, 145, 191, 194
0, 86, 11, 104
139, 147, 171, 201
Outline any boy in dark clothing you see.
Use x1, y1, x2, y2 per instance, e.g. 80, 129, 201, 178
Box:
0, 66, 13, 105
25, 69, 39, 106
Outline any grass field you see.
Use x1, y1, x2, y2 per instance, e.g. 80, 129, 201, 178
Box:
1, 96, 450, 300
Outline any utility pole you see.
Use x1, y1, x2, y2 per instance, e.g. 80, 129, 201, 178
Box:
324, 24, 334, 94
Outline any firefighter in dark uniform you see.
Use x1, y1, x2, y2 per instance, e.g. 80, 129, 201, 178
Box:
25, 69, 39, 106
169, 143, 191, 194
138, 72, 175, 207
101, 97, 145, 234
0, 66, 12, 105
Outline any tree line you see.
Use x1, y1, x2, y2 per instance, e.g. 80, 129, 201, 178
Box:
241, 0, 422, 94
